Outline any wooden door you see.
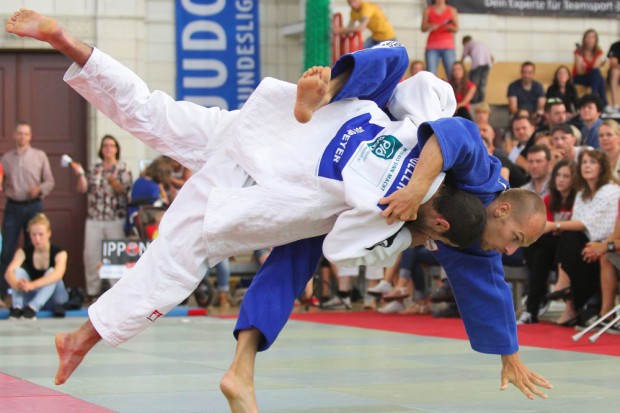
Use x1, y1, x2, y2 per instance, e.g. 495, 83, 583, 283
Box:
0, 51, 87, 289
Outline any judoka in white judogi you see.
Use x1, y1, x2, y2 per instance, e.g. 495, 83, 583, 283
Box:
65, 46, 458, 345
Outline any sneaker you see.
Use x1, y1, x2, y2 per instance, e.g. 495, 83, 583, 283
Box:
367, 280, 393, 297
378, 300, 405, 314
607, 320, 620, 335
363, 294, 376, 310
574, 313, 601, 331
433, 304, 460, 318
9, 307, 23, 320
430, 284, 455, 303
22, 306, 37, 320
517, 311, 537, 325
321, 295, 351, 310
604, 105, 620, 115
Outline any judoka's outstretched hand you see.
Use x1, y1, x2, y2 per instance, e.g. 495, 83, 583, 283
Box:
379, 184, 425, 225
500, 353, 552, 400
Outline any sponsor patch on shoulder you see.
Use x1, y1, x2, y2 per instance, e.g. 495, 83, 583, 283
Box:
424, 239, 439, 251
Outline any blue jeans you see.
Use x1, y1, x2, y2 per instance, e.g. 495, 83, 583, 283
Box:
11, 267, 69, 311
573, 68, 608, 106
0, 199, 43, 296
399, 246, 439, 294
425, 48, 456, 78
215, 259, 230, 292
470, 65, 490, 103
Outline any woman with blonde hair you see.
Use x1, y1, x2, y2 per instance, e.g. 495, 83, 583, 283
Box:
5, 213, 68, 320
597, 119, 620, 180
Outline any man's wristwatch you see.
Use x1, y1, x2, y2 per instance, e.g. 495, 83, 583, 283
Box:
555, 222, 561, 231
607, 241, 616, 253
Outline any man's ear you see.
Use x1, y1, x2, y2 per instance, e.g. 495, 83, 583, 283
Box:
494, 202, 512, 218
433, 217, 451, 233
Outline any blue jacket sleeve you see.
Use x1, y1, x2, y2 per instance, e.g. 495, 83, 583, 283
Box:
434, 244, 519, 355
417, 117, 509, 205
330, 41, 409, 109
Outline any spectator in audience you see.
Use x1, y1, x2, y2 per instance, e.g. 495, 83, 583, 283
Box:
521, 145, 552, 198
449, 61, 476, 120
544, 150, 620, 328
421, 0, 458, 77
479, 124, 528, 187
546, 66, 578, 116
518, 99, 568, 166
126, 156, 171, 235
551, 123, 591, 162
334, 0, 396, 49
520, 160, 577, 324
474, 102, 505, 150
507, 62, 546, 120
322, 263, 384, 310
461, 35, 493, 103
0, 122, 55, 299
538, 98, 568, 134
5, 213, 68, 320
597, 119, 620, 180
577, 94, 604, 148
573, 29, 608, 108
165, 156, 192, 202
507, 115, 535, 171
408, 59, 426, 77
532, 132, 561, 165
607, 40, 620, 114
70, 135, 132, 300
582, 200, 620, 332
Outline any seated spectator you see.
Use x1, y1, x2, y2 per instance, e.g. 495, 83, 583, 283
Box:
582, 199, 620, 332
551, 123, 592, 162
546, 66, 578, 116
166, 156, 192, 202
479, 124, 528, 187
335, 0, 397, 49
597, 119, 620, 180
507, 114, 536, 172
461, 35, 492, 103
408, 59, 426, 77
126, 156, 172, 235
507, 61, 546, 120
543, 150, 620, 328
5, 213, 68, 320
520, 160, 576, 324
538, 98, 568, 134
576, 94, 604, 148
449, 61, 476, 120
607, 40, 620, 114
473, 102, 505, 151
521, 145, 552, 198
573, 29, 608, 108
531, 131, 561, 165
321, 261, 385, 310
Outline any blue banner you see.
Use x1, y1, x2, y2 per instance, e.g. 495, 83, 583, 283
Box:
175, 0, 260, 110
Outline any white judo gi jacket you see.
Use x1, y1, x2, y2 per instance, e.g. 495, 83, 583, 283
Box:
65, 48, 456, 345
66, 48, 455, 268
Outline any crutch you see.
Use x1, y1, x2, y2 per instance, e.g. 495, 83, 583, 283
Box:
572, 305, 620, 342
588, 312, 620, 343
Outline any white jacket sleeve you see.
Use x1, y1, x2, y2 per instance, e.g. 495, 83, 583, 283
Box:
63, 48, 238, 172
323, 208, 412, 267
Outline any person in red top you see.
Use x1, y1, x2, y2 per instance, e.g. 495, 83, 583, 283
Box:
573, 29, 608, 107
421, 0, 458, 78
449, 61, 476, 120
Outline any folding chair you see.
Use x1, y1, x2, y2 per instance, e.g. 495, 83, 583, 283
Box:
572, 304, 620, 343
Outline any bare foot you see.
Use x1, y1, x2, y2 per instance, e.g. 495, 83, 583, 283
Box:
5, 8, 62, 42
294, 66, 332, 123
220, 368, 258, 413
55, 321, 101, 385
55, 332, 86, 385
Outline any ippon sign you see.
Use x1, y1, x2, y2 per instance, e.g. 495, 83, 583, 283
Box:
176, 0, 260, 109
99, 240, 151, 279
